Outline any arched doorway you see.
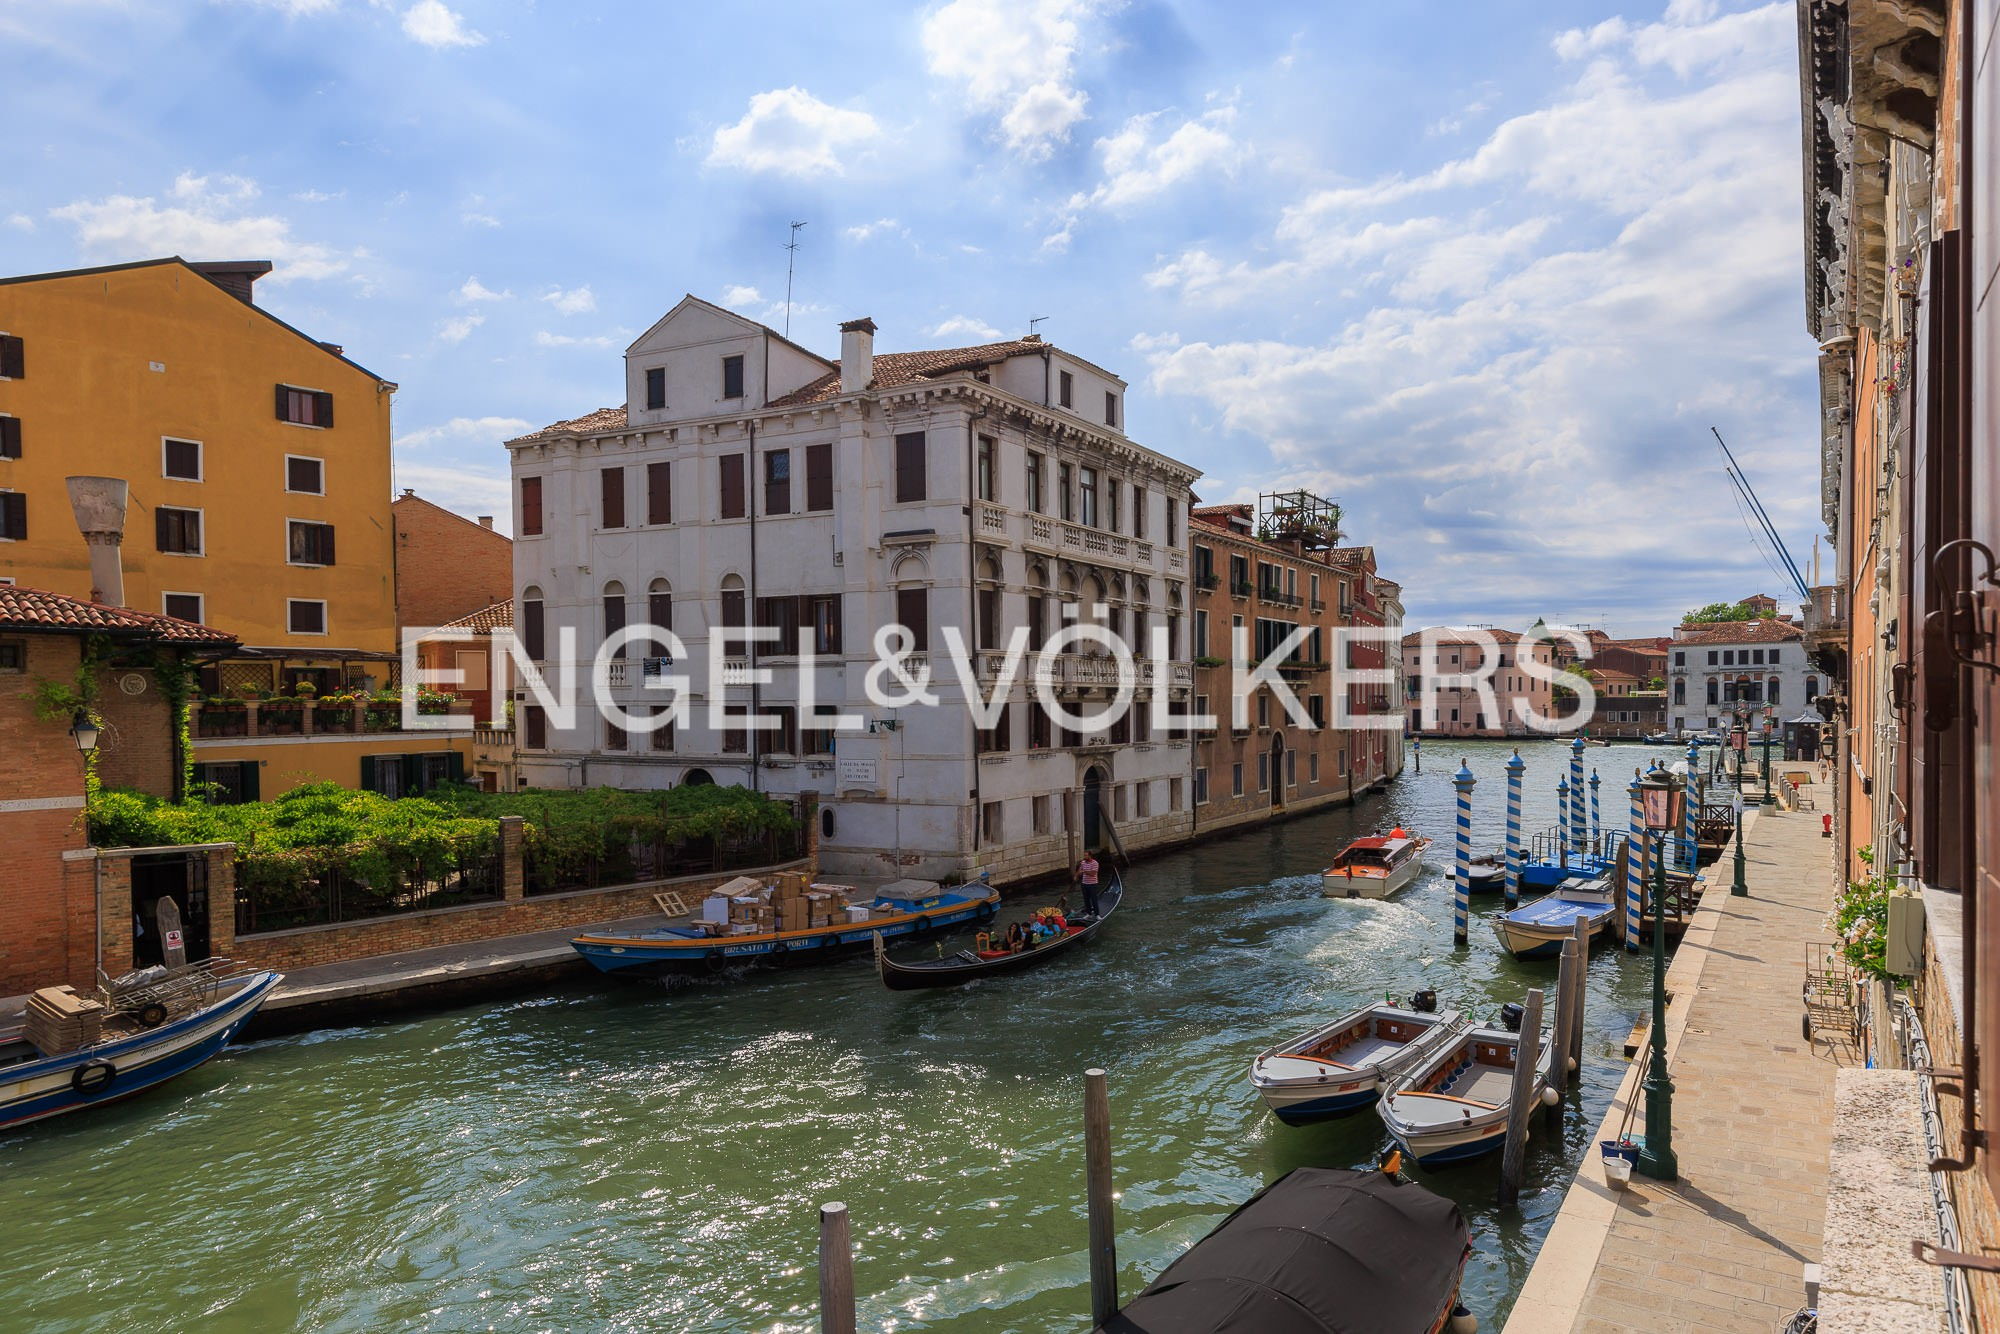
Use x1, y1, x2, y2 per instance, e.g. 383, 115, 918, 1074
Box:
682, 768, 714, 787
1082, 765, 1108, 850
1268, 734, 1287, 810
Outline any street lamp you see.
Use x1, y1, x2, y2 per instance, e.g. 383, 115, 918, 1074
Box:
1760, 717, 1776, 806
1730, 799, 1749, 896
69, 710, 100, 754
1635, 765, 1683, 1181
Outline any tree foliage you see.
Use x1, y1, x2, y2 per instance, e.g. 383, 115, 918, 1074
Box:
1681, 601, 1760, 623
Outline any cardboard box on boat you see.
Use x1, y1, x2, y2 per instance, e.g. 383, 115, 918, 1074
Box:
715, 875, 766, 899
701, 896, 731, 924
844, 905, 872, 924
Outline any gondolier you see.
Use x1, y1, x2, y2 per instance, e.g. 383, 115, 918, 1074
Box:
1076, 852, 1102, 917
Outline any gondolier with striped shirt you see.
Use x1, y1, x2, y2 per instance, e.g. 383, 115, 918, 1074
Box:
1076, 852, 1102, 918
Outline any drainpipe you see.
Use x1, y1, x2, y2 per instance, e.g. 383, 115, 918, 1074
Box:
747, 418, 761, 794
966, 402, 989, 858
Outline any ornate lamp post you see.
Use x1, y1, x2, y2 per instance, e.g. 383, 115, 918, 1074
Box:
1635, 766, 1684, 1181
1730, 800, 1749, 896
1760, 716, 1776, 806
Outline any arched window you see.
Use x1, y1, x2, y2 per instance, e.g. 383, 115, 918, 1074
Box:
977, 556, 1005, 651
520, 584, 546, 662
719, 573, 746, 632
821, 807, 835, 839
602, 580, 627, 659
1673, 679, 1686, 705
1026, 562, 1050, 649
893, 555, 930, 653
1805, 675, 1819, 702
647, 578, 672, 660
1768, 676, 1780, 706
1705, 679, 1718, 705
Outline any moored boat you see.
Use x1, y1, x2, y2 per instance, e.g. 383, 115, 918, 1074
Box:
1094, 1164, 1473, 1334
877, 874, 1123, 990
1463, 852, 1507, 894
1491, 874, 1619, 959
1377, 1016, 1557, 1167
1, 961, 282, 1131
1252, 997, 1466, 1123
1321, 830, 1430, 899
572, 880, 1000, 977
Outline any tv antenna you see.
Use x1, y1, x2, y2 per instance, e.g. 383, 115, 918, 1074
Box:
783, 221, 807, 337
1029, 314, 1049, 337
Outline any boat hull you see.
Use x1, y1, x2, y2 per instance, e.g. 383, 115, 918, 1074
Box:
573, 891, 999, 976
1252, 1006, 1464, 1124
0, 971, 282, 1131
1321, 855, 1424, 899
1262, 1081, 1384, 1122
879, 881, 1120, 990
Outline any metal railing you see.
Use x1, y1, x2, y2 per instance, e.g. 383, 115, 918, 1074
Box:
235, 845, 503, 934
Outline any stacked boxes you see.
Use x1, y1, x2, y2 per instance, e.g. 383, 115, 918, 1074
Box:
25, 986, 105, 1056
703, 876, 867, 936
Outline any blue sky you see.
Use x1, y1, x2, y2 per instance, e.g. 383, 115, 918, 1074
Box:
3, 0, 1817, 636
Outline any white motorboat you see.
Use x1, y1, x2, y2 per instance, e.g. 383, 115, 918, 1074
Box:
1251, 1000, 1466, 1124
1322, 830, 1430, 899
1377, 1016, 1558, 1167
1491, 874, 1619, 959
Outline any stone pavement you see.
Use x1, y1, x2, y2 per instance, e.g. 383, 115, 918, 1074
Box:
1506, 786, 1847, 1333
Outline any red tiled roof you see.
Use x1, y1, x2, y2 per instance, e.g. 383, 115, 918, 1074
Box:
509, 406, 628, 444
0, 586, 236, 644
433, 598, 513, 633
1676, 618, 1804, 645
768, 339, 1048, 408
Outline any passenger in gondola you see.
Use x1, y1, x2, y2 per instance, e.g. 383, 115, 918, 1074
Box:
1005, 922, 1026, 953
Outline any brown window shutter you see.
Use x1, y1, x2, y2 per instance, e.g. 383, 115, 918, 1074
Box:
0, 335, 22, 379
316, 391, 334, 427
156, 507, 172, 551
601, 466, 625, 528
648, 461, 671, 525
720, 454, 745, 519
895, 432, 926, 502
806, 442, 833, 511
897, 587, 928, 652
521, 477, 543, 535
0, 416, 19, 459
649, 591, 672, 652
0, 492, 23, 540
322, 523, 336, 566
522, 600, 545, 661
275, 384, 291, 421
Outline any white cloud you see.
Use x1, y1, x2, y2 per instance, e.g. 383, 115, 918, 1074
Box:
721, 284, 763, 308
391, 462, 514, 531
539, 284, 594, 315
437, 313, 483, 343
922, 0, 1101, 159
50, 171, 350, 282
395, 416, 532, 449
232, 0, 341, 14
1092, 108, 1237, 209
1137, 0, 1813, 631
461, 211, 501, 228
402, 0, 485, 49
6, 213, 32, 232
707, 87, 881, 177
457, 275, 510, 302
844, 217, 903, 242
535, 330, 615, 348
929, 315, 1003, 341
290, 188, 344, 203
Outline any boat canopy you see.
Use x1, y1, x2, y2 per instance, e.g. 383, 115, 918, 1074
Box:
1096, 1167, 1468, 1333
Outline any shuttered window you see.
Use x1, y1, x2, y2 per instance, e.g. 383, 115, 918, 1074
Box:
895, 432, 926, 503
0, 492, 24, 541
156, 507, 203, 554
764, 449, 791, 515
286, 456, 323, 494
0, 416, 18, 460
720, 454, 746, 519
806, 443, 833, 511
0, 335, 21, 379
522, 705, 547, 749
722, 354, 745, 399
647, 462, 671, 525
275, 384, 333, 427
520, 477, 543, 535
287, 599, 327, 634
163, 438, 201, 480
603, 590, 627, 658
287, 520, 337, 566
163, 593, 204, 623
649, 590, 673, 657
601, 466, 625, 528
522, 598, 546, 661
644, 366, 666, 410
896, 587, 929, 652
719, 586, 746, 629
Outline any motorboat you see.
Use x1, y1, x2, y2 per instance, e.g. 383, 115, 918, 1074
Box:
1377, 1013, 1557, 1167
1252, 997, 1466, 1123
1322, 830, 1430, 899
1491, 874, 1619, 959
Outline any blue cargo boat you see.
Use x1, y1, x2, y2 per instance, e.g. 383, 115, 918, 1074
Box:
573, 882, 1000, 977
1490, 875, 1618, 959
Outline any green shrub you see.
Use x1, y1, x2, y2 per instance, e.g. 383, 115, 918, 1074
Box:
1832, 845, 1902, 981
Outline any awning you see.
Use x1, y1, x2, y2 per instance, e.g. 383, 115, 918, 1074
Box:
230, 645, 403, 663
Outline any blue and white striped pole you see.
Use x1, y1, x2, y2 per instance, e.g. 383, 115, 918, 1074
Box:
1504, 750, 1525, 908
1624, 770, 1644, 951
1682, 740, 1701, 873
1556, 774, 1570, 869
1454, 760, 1476, 945
1589, 768, 1602, 851
1569, 736, 1588, 854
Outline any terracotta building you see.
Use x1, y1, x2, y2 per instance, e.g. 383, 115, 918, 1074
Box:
1188, 497, 1404, 835
1401, 628, 1555, 738
0, 586, 234, 997
392, 490, 513, 633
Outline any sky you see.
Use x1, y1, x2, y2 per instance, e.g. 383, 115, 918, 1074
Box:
2, 0, 1821, 637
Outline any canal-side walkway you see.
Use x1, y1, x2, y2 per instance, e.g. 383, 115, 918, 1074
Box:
1505, 788, 1845, 1333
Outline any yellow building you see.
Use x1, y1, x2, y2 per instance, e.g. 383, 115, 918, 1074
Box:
0, 255, 468, 797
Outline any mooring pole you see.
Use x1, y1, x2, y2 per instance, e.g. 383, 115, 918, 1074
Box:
1682, 740, 1701, 872
1548, 937, 1580, 1129
1503, 749, 1525, 908
1624, 770, 1644, 951
1569, 737, 1587, 853
1084, 1067, 1118, 1325
1499, 987, 1545, 1209
1453, 761, 1475, 945
1556, 775, 1570, 870
1589, 769, 1602, 854
1569, 916, 1589, 1075
818, 1203, 856, 1334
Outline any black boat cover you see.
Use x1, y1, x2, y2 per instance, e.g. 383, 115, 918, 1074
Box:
1096, 1167, 1468, 1334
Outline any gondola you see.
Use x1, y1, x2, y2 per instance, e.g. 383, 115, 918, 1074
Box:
875, 872, 1123, 990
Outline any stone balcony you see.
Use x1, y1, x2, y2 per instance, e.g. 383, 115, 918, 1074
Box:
1802, 584, 1846, 653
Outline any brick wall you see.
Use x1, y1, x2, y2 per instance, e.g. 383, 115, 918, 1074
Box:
93, 665, 176, 797
227, 855, 811, 975
0, 636, 93, 996
1917, 938, 2000, 1323
393, 494, 513, 632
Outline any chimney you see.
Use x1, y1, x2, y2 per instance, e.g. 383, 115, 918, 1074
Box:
65, 477, 130, 607
478, 516, 495, 530
189, 260, 274, 306
839, 317, 876, 394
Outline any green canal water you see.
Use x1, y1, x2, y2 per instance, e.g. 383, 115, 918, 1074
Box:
0, 739, 1688, 1333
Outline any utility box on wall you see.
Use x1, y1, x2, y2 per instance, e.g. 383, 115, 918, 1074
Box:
1885, 888, 1927, 978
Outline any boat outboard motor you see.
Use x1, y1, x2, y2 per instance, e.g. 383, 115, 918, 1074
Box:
1499, 1002, 1525, 1033
1411, 988, 1438, 1014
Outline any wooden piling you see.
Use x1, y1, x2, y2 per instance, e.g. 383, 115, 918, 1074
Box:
1569, 916, 1589, 1075
818, 1202, 856, 1334
1547, 938, 1580, 1129
1084, 1066, 1118, 1325
1499, 988, 1545, 1210
1065, 789, 1079, 882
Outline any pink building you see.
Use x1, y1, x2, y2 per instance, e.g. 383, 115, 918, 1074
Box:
1402, 628, 1556, 737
